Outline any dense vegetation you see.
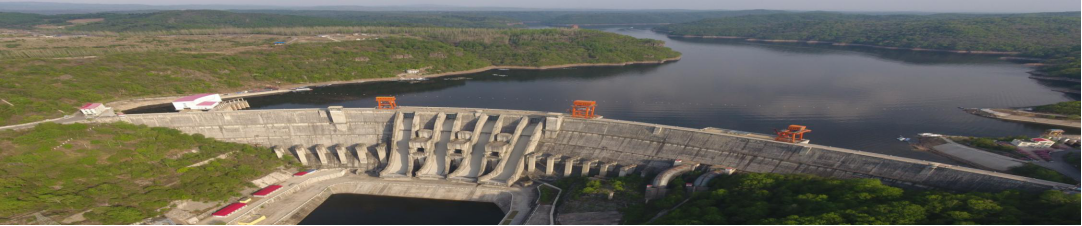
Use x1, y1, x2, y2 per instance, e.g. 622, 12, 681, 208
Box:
538, 10, 782, 25
1008, 163, 1076, 184
658, 12, 1080, 54
0, 122, 288, 224
646, 173, 1079, 225
0, 28, 679, 125
0, 10, 522, 32
1032, 101, 1080, 116
242, 10, 523, 28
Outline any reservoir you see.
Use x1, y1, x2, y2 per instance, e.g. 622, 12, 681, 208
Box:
297, 194, 505, 225
129, 27, 1075, 163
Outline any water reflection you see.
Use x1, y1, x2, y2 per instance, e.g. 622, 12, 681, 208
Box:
128, 27, 1076, 164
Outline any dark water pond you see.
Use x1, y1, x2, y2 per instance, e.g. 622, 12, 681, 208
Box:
129, 27, 1077, 163
297, 194, 505, 225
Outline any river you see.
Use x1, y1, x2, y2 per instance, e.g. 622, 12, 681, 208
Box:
129, 27, 1076, 163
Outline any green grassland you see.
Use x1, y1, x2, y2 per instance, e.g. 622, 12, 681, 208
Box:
0, 27, 680, 126
0, 122, 289, 224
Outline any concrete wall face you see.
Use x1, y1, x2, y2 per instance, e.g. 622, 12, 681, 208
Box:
100, 109, 394, 148
97, 107, 1073, 192
540, 118, 1066, 192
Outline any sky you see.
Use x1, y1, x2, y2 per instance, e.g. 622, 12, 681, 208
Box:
0, 0, 1078, 12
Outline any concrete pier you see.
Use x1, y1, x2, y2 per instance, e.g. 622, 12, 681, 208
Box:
292, 145, 309, 166
525, 152, 539, 173
273, 146, 286, 159
563, 158, 578, 177
619, 165, 637, 177
314, 144, 330, 166
598, 162, 616, 178
580, 159, 597, 177
544, 154, 561, 176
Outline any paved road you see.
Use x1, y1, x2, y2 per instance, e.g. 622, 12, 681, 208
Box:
1036, 149, 1081, 183
0, 114, 85, 131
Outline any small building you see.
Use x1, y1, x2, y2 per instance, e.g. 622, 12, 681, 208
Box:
172, 94, 221, 111
211, 203, 246, 217
1042, 129, 1065, 138
78, 103, 107, 116
273, 41, 286, 45
405, 69, 421, 74
252, 185, 283, 197
1011, 138, 1055, 148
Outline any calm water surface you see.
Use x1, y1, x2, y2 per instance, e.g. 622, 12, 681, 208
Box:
132, 27, 1076, 163
297, 194, 505, 225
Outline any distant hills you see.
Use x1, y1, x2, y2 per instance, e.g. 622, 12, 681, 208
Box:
657, 12, 1081, 56
0, 10, 525, 31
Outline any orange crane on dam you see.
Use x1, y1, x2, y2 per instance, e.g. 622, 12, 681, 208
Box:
376, 96, 397, 109
570, 100, 598, 119
775, 125, 811, 143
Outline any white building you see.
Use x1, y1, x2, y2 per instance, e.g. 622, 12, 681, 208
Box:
1011, 138, 1055, 148
78, 103, 107, 116
172, 94, 221, 111
405, 69, 421, 74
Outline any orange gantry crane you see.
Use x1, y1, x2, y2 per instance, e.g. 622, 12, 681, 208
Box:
375, 96, 397, 109
570, 100, 597, 119
774, 125, 811, 143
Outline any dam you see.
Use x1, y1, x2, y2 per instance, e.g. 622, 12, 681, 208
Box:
95, 106, 1076, 193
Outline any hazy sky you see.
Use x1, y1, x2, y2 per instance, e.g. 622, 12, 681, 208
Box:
2, 0, 1079, 12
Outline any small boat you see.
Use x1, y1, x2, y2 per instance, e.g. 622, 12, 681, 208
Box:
291, 87, 312, 92
497, 68, 509, 71
897, 136, 910, 142
493, 74, 507, 77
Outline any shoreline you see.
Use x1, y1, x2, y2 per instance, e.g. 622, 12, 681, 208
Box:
963, 108, 1080, 129
668, 34, 1022, 55
106, 56, 682, 113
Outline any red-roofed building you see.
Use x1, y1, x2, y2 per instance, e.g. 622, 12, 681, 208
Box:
78, 103, 107, 116
172, 94, 221, 111
253, 185, 283, 197
211, 203, 246, 217
293, 171, 310, 176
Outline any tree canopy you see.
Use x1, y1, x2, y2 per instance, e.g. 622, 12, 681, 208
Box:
1032, 101, 1080, 116
649, 173, 1080, 225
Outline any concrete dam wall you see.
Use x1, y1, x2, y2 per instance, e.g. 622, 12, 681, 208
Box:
95, 107, 1076, 192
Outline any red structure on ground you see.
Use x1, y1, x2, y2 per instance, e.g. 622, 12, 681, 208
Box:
774, 125, 811, 143
252, 185, 283, 197
211, 203, 247, 217
376, 96, 397, 109
570, 100, 597, 119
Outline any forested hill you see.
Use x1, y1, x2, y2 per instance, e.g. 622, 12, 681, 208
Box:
238, 10, 523, 28
0, 10, 524, 31
68, 10, 363, 32
0, 28, 680, 126
657, 12, 1080, 55
539, 10, 784, 25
